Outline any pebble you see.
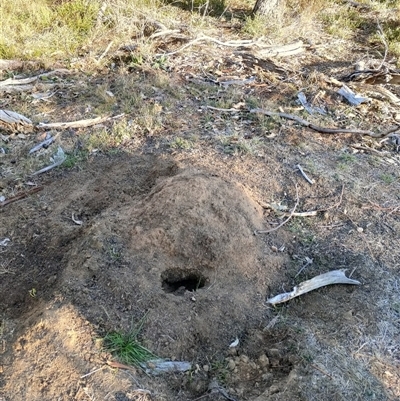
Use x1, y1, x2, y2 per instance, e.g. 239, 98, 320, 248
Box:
227, 359, 236, 370
258, 353, 269, 367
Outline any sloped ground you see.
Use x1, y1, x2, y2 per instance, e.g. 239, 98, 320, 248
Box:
1, 4, 400, 400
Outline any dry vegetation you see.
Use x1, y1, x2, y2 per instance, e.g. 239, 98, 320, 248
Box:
1, 0, 400, 400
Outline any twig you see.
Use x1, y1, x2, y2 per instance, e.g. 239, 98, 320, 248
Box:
149, 29, 181, 39
322, 185, 344, 212
106, 360, 136, 371
256, 183, 299, 234
295, 164, 314, 185
96, 41, 114, 64
351, 144, 390, 156
0, 186, 43, 207
311, 364, 333, 379
80, 366, 105, 379
376, 20, 389, 71
361, 201, 400, 215
295, 257, 313, 278
206, 105, 241, 112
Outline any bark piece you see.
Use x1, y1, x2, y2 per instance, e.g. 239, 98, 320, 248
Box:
267, 269, 360, 305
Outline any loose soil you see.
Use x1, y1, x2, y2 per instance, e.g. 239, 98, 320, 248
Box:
1, 20, 400, 401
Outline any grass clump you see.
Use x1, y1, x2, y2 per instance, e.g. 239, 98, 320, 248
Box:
0, 0, 100, 60
322, 6, 364, 39
104, 326, 156, 366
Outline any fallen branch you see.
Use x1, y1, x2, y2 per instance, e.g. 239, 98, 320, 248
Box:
0, 186, 43, 207
206, 105, 241, 112
267, 269, 360, 305
159, 34, 305, 57
0, 69, 70, 87
250, 108, 400, 139
362, 201, 400, 215
351, 144, 390, 156
37, 115, 109, 129
1, 110, 125, 134
256, 183, 299, 234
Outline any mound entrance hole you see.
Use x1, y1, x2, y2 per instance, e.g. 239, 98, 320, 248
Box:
161, 268, 207, 295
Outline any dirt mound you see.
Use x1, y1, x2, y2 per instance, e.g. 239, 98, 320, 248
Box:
1, 154, 289, 400
60, 159, 277, 359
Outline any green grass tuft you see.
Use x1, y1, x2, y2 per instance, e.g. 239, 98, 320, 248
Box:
103, 315, 156, 366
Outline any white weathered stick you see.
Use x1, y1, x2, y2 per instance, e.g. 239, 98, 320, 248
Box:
38, 115, 108, 129
31, 147, 66, 176
37, 113, 124, 129
0, 109, 32, 125
296, 164, 314, 185
256, 183, 299, 234
0, 69, 70, 87
267, 269, 360, 305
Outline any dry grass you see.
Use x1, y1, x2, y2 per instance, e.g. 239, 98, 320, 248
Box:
1, 0, 400, 66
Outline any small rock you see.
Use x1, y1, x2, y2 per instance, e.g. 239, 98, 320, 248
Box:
203, 364, 209, 372
227, 359, 236, 370
258, 354, 269, 367
269, 384, 280, 394
240, 354, 249, 363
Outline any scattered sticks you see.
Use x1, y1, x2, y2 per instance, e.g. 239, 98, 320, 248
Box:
158, 34, 305, 57
205, 105, 400, 139
256, 183, 299, 235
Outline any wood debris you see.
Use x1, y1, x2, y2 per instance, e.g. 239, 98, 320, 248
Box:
267, 269, 361, 305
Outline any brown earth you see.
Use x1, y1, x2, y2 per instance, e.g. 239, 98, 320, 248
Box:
1, 146, 399, 400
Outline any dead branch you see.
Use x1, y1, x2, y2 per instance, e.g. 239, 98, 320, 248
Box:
0, 109, 34, 133
265, 185, 343, 218
323, 185, 344, 211
267, 269, 361, 305
0, 187, 43, 207
0, 110, 124, 134
0, 69, 70, 87
37, 113, 124, 130
250, 108, 400, 139
361, 201, 400, 215
159, 34, 305, 57
351, 144, 391, 156
256, 183, 299, 234
206, 105, 241, 112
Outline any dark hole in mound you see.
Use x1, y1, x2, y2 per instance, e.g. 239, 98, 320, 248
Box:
162, 268, 207, 295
